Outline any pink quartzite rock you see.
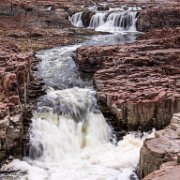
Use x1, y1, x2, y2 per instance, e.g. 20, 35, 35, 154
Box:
139, 113, 180, 178
76, 28, 180, 131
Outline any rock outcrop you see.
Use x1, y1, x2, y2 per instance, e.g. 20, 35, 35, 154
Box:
139, 113, 180, 179
76, 28, 180, 131
0, 44, 32, 164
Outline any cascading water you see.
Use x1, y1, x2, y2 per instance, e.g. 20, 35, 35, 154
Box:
71, 7, 139, 33
0, 6, 154, 180
29, 87, 112, 162
70, 12, 84, 27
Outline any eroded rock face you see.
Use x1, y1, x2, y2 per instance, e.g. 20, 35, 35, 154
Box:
0, 0, 180, 174
139, 113, 180, 178
137, 6, 180, 32
0, 45, 32, 163
76, 28, 180, 131
82, 11, 95, 27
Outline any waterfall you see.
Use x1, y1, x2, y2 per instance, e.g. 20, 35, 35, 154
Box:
29, 87, 112, 162
70, 12, 84, 27
70, 7, 139, 33
90, 11, 137, 32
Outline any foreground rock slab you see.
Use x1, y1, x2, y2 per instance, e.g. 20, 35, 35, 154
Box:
139, 113, 180, 178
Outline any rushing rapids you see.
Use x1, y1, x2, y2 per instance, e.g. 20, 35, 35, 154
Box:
70, 7, 140, 32
0, 6, 154, 180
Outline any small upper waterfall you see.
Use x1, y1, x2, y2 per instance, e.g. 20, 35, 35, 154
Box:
28, 87, 112, 162
70, 12, 84, 27
70, 7, 140, 33
90, 11, 137, 32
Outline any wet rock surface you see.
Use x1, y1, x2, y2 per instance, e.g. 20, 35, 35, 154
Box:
76, 28, 180, 131
140, 113, 180, 179
0, 44, 32, 164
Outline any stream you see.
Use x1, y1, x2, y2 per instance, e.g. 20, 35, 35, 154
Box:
0, 6, 154, 180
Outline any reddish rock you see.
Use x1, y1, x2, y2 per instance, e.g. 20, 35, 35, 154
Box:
139, 113, 180, 178
3, 73, 17, 93
82, 11, 95, 27
137, 6, 180, 32
0, 39, 32, 164
76, 28, 180, 130
143, 161, 180, 180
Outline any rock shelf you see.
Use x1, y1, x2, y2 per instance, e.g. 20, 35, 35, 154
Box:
76, 28, 180, 130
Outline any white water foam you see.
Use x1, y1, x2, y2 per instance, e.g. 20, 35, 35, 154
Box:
2, 131, 154, 180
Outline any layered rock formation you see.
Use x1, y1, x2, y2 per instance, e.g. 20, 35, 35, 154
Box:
76, 28, 180, 131
139, 113, 180, 179
137, 6, 180, 32
0, 43, 32, 163
0, 1, 180, 179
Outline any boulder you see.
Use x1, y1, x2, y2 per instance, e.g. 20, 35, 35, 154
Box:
139, 113, 180, 178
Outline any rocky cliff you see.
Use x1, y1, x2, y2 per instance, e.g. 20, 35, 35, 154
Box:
76, 28, 180, 131
0, 43, 32, 164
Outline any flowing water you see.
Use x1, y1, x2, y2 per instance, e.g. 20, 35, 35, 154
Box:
0, 6, 154, 180
70, 7, 140, 33
70, 12, 84, 27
